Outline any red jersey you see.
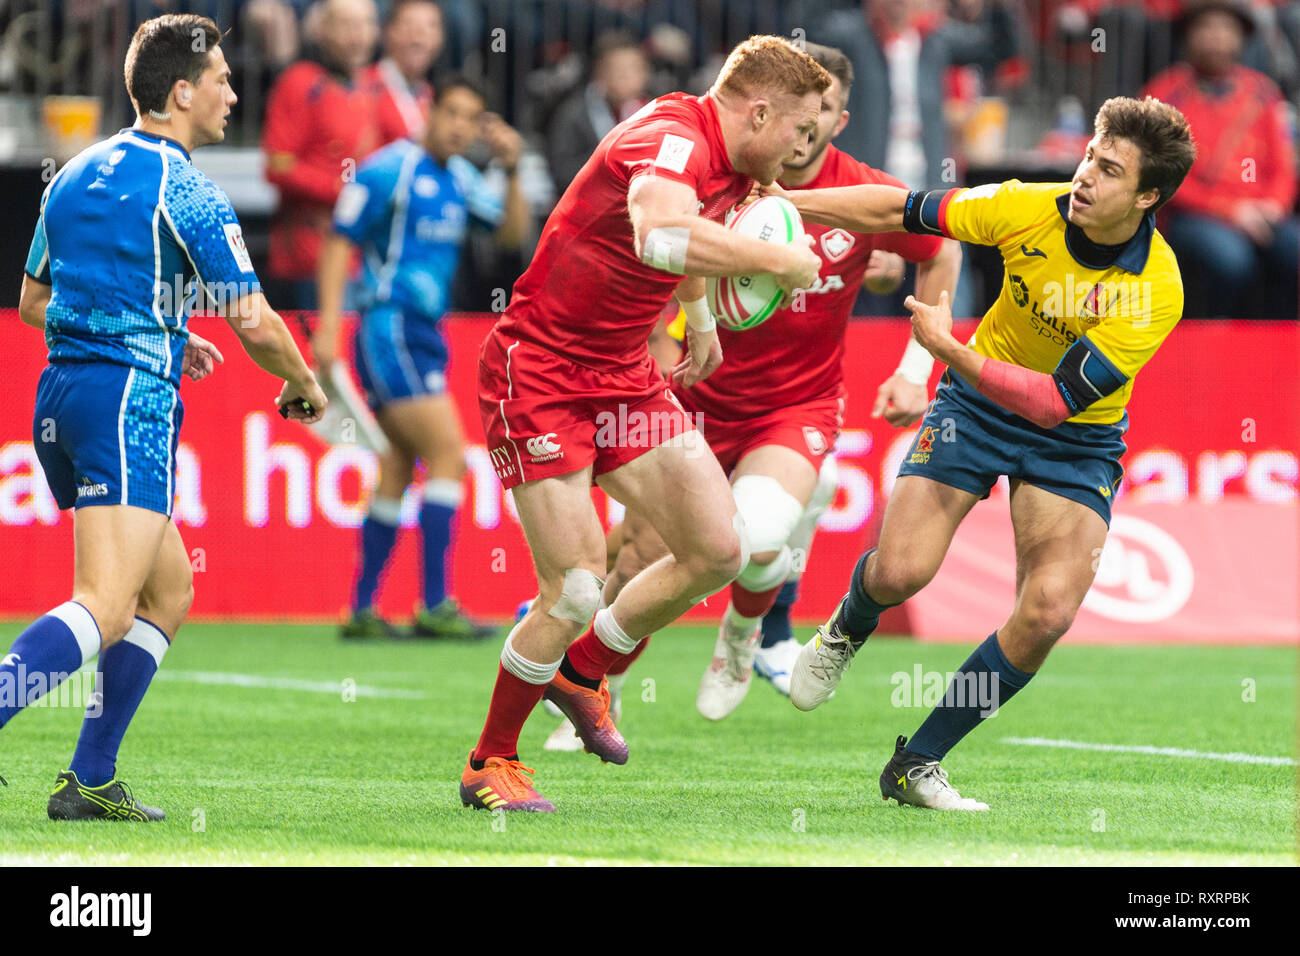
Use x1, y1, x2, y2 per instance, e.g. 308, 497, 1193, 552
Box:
683, 146, 943, 420
262, 60, 380, 279
497, 92, 754, 370
361, 59, 433, 145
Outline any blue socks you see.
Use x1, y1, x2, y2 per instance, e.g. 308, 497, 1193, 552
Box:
420, 479, 461, 610
0, 602, 101, 729
760, 579, 800, 648
353, 496, 402, 612
838, 549, 896, 647
906, 632, 1034, 761
69, 617, 170, 787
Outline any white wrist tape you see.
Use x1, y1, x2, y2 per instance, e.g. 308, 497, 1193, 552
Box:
680, 295, 714, 333
896, 336, 935, 387
642, 226, 690, 274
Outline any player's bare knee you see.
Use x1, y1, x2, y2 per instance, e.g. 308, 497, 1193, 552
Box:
866, 556, 933, 605
1019, 598, 1077, 644
749, 548, 781, 566
685, 522, 746, 591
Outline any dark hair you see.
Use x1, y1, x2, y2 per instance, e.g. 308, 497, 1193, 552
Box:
1094, 96, 1197, 212
591, 30, 643, 68
802, 42, 854, 104
385, 0, 442, 29
433, 73, 487, 107
124, 14, 222, 115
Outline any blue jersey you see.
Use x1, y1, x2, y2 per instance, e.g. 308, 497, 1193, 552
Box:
24, 128, 261, 389
331, 138, 504, 322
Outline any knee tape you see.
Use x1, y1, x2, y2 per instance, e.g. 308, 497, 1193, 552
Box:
731, 474, 804, 556
737, 544, 793, 592
547, 568, 604, 624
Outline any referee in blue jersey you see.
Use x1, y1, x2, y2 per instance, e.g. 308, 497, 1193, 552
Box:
3, 14, 327, 821
313, 76, 528, 640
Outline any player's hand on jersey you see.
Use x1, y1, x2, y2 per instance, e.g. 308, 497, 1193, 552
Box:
277, 375, 329, 424
671, 325, 723, 387
905, 289, 954, 358
872, 374, 929, 427
182, 332, 225, 382
481, 113, 523, 170
863, 250, 906, 295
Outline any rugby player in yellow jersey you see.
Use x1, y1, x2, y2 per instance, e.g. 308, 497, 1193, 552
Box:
769, 96, 1196, 810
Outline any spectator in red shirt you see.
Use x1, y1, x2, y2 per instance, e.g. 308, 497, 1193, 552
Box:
262, 0, 381, 308
361, 0, 442, 145
1143, 0, 1299, 318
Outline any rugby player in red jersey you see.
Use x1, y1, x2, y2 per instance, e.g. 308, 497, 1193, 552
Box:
553, 43, 963, 728
462, 37, 827, 812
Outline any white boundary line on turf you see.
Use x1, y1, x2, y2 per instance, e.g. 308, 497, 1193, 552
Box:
155, 669, 429, 699
1002, 736, 1297, 766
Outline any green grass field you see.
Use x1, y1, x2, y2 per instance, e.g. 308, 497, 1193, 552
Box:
0, 621, 1295, 866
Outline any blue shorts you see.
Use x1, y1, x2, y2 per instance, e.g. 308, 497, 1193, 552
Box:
353, 306, 448, 412
895, 371, 1127, 524
33, 362, 183, 516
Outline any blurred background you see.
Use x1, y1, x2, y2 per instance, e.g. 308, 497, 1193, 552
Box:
1, 0, 1298, 319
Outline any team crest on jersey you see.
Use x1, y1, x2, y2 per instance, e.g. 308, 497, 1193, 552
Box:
819, 229, 855, 263
803, 427, 827, 456
654, 134, 695, 174
222, 223, 254, 273
908, 426, 938, 465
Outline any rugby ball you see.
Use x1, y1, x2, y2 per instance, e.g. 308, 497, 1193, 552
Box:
707, 195, 804, 330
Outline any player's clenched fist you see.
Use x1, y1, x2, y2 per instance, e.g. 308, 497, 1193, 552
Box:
277, 374, 329, 424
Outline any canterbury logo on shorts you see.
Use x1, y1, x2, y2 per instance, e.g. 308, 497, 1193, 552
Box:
525, 434, 562, 462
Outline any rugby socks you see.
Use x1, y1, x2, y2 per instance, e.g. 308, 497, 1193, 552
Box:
729, 581, 783, 620
565, 608, 638, 683
353, 496, 402, 612
68, 617, 169, 787
0, 602, 100, 729
838, 549, 897, 648
472, 630, 557, 764
607, 636, 650, 677
760, 579, 800, 648
905, 632, 1034, 761
420, 479, 462, 609
722, 602, 763, 645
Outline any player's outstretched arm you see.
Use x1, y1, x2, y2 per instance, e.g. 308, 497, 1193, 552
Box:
222, 291, 328, 423
628, 176, 820, 293
772, 182, 910, 234
18, 274, 50, 330
312, 233, 353, 370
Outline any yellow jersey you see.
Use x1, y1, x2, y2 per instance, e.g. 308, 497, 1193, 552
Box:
939, 180, 1183, 425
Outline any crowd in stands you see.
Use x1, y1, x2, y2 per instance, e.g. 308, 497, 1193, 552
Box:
8, 0, 1298, 317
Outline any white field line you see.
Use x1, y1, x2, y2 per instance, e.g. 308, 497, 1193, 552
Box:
156, 669, 429, 699
1003, 736, 1297, 766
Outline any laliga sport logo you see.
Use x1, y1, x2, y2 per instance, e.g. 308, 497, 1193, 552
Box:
1083, 515, 1194, 623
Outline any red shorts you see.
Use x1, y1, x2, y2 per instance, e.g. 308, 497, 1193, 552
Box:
479, 329, 697, 490
677, 393, 844, 476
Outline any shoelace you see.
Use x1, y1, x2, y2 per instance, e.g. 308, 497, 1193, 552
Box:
809, 628, 854, 680
588, 682, 613, 730
490, 760, 540, 800
721, 629, 757, 681
907, 762, 957, 794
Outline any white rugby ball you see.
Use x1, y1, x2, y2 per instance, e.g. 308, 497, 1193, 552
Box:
707, 195, 804, 330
